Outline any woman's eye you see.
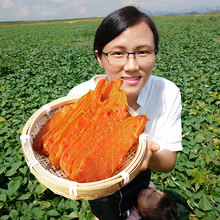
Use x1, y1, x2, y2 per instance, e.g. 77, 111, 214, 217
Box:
111, 52, 124, 56
138, 50, 150, 55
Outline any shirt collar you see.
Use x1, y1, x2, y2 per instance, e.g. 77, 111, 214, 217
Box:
137, 76, 152, 108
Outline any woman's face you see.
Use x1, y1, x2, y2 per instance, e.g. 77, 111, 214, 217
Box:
95, 21, 156, 102
137, 188, 164, 215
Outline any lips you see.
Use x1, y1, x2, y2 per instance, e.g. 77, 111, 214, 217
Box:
121, 76, 141, 85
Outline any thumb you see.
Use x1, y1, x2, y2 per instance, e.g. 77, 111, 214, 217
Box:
147, 140, 160, 152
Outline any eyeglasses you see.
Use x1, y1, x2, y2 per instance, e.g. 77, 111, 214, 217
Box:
102, 50, 155, 66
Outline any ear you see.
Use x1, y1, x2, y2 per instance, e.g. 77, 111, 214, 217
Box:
95, 50, 104, 69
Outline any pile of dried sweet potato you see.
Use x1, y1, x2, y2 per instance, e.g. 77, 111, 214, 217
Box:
33, 79, 148, 183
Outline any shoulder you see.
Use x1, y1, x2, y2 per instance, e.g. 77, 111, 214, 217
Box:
68, 79, 95, 96
68, 75, 106, 96
151, 75, 180, 93
151, 75, 181, 104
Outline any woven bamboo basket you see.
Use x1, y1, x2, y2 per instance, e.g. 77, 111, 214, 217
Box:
20, 94, 148, 200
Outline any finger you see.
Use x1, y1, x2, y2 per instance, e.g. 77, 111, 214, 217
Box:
147, 140, 160, 152
140, 150, 151, 171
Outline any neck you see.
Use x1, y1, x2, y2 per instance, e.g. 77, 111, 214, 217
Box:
127, 95, 140, 111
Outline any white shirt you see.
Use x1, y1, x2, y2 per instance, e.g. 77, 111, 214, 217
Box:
68, 75, 182, 152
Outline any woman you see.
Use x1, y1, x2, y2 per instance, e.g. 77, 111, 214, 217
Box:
68, 6, 182, 220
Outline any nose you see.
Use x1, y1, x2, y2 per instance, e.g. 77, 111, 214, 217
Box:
123, 54, 139, 72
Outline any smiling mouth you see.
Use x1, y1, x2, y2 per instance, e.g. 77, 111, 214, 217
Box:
121, 76, 141, 81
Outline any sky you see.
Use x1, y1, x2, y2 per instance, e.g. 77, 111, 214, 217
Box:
0, 0, 219, 22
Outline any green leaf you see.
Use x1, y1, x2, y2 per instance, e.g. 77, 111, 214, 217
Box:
39, 183, 47, 193
0, 86, 5, 92
17, 193, 31, 200
0, 193, 7, 202
198, 194, 213, 211
187, 197, 198, 210
65, 200, 79, 210
30, 207, 44, 219
65, 211, 79, 219
8, 179, 21, 193
189, 109, 197, 115
34, 184, 42, 194
38, 201, 51, 210
5, 161, 22, 177
5, 167, 17, 176
57, 198, 66, 211
47, 209, 61, 217
15, 200, 29, 213
0, 117, 5, 122
185, 189, 193, 197
0, 215, 10, 220
19, 166, 28, 175
9, 210, 19, 220
168, 181, 176, 187
81, 200, 90, 211
194, 208, 205, 218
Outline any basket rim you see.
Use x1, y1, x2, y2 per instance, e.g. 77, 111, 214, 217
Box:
21, 94, 147, 200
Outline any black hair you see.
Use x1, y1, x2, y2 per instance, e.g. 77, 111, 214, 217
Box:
94, 6, 159, 57
141, 192, 179, 220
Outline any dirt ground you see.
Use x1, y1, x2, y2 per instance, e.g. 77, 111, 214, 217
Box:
0, 17, 103, 28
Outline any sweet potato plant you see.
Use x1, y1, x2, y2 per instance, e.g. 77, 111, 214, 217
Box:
0, 13, 219, 220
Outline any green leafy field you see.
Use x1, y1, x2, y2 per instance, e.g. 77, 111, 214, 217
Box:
0, 13, 219, 220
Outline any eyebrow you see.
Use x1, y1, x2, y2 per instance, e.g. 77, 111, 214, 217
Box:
109, 44, 154, 51
136, 45, 154, 49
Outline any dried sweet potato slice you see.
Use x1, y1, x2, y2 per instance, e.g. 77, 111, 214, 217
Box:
60, 80, 129, 177
42, 91, 92, 155
60, 101, 129, 177
49, 103, 104, 167
33, 103, 76, 155
49, 109, 94, 167
59, 79, 126, 170
101, 79, 123, 101
43, 79, 106, 155
70, 115, 147, 182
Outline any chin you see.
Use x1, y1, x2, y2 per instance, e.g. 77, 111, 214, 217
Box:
124, 88, 141, 96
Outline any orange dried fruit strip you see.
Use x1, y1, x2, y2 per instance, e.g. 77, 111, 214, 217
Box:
60, 101, 129, 177
41, 91, 92, 155
71, 109, 128, 174
61, 80, 129, 177
71, 115, 147, 182
33, 103, 76, 155
34, 78, 117, 156
42, 79, 106, 155
101, 79, 123, 101
59, 113, 106, 175
49, 110, 92, 167
67, 112, 134, 178
49, 104, 101, 167
59, 79, 125, 171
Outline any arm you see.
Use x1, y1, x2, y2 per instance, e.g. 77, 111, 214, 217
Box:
140, 141, 177, 173
139, 81, 182, 173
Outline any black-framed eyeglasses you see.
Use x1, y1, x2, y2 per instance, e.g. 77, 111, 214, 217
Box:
102, 50, 155, 66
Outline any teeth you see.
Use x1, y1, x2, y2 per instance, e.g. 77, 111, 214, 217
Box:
123, 77, 140, 81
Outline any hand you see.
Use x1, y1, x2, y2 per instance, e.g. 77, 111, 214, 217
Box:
140, 140, 160, 172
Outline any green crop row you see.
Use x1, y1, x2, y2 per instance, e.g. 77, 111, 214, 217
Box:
0, 14, 220, 220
